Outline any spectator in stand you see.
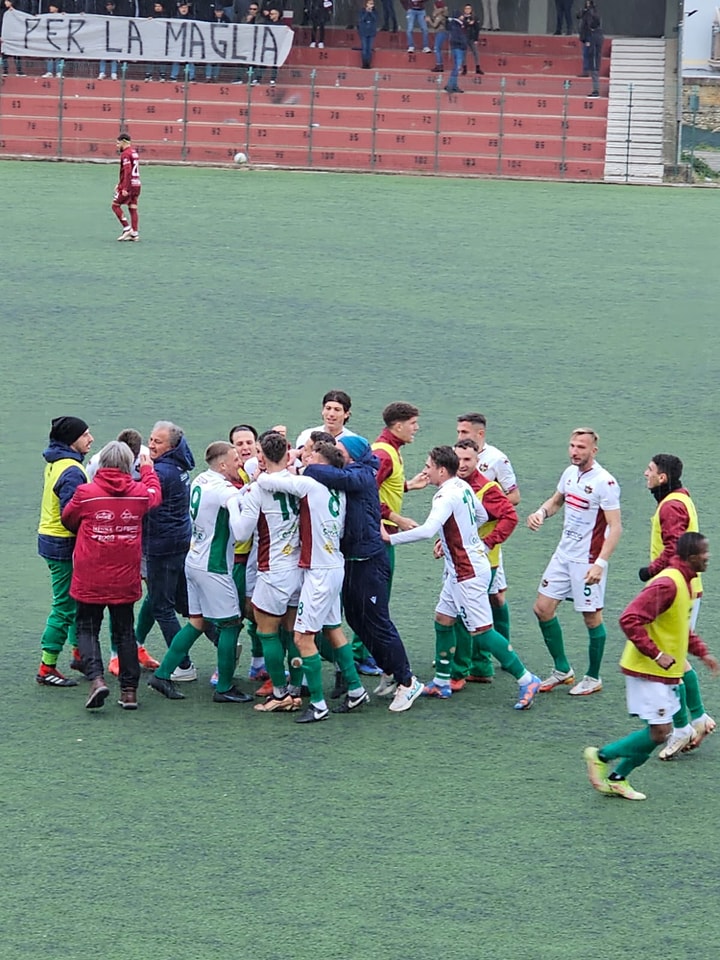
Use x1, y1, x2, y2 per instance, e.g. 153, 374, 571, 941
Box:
231, 0, 248, 19
1, 0, 27, 76
404, 0, 430, 53
98, 0, 121, 79
379, 0, 396, 32
480, 0, 497, 30
170, 0, 196, 81
256, 4, 282, 83
232, 0, 258, 82
62, 441, 162, 711
553, 0, 573, 35
42, 1, 65, 77
145, 0, 169, 80
308, 0, 332, 48
428, 0, 448, 72
579, 0, 602, 97
357, 0, 377, 68
444, 8, 466, 93
205, 1, 230, 80
461, 3, 483, 73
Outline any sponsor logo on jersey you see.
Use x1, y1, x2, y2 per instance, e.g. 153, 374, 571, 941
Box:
121, 510, 139, 522
95, 510, 115, 522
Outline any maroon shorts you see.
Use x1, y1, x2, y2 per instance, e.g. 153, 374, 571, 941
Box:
113, 186, 141, 205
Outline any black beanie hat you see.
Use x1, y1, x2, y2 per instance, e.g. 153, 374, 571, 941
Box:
50, 416, 89, 446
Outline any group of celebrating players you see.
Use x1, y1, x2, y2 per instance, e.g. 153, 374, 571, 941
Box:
36, 389, 717, 800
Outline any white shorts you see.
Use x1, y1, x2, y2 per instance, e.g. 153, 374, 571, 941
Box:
436, 559, 492, 632
489, 552, 507, 595
538, 551, 607, 612
252, 566, 303, 617
625, 675, 680, 724
294, 567, 344, 634
185, 565, 240, 621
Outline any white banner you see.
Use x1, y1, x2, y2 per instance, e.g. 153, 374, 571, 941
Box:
0, 9, 294, 65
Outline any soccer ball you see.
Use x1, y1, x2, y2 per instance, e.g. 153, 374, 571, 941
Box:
233, 151, 248, 164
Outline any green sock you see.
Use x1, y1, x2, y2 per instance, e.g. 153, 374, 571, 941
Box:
301, 652, 324, 704
135, 596, 155, 645
587, 623, 606, 679
539, 617, 570, 673
470, 643, 495, 678
334, 642, 362, 689
433, 622, 455, 681
41, 650, 59, 667
451, 620, 472, 679
281, 627, 304, 687
682, 667, 705, 721
492, 601, 511, 641
317, 631, 337, 664
601, 726, 656, 778
672, 680, 689, 727
257, 632, 286, 687
216, 622, 240, 693
155, 623, 202, 679
475, 627, 525, 680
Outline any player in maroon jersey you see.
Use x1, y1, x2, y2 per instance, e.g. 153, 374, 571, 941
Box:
112, 132, 142, 242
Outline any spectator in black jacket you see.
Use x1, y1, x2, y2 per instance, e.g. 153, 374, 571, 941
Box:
232, 0, 258, 81
1, 0, 27, 76
205, 1, 230, 79
578, 0, 602, 96
357, 0, 377, 68
461, 3, 482, 75
145, 0, 169, 80
170, 0, 197, 81
307, 0, 332, 47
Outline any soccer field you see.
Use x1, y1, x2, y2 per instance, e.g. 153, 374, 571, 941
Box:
3, 160, 720, 960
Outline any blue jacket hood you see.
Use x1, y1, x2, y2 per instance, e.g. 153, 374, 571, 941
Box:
42, 440, 86, 465
155, 435, 195, 473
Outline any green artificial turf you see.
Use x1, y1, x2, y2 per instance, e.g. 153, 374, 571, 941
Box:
3, 161, 720, 959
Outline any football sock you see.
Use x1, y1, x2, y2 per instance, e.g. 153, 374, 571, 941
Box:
281, 627, 304, 687
257, 632, 286, 687
334, 642, 362, 690
586, 623, 606, 679
600, 726, 656, 777
682, 667, 705, 721
451, 619, 471, 678
130, 208, 139, 232
250, 656, 265, 670
301, 652, 324, 704
134, 597, 155, 645
492, 601, 511, 641
154, 623, 202, 679
215, 622, 241, 693
41, 650, 59, 667
475, 627, 525, 680
539, 616, 571, 673
247, 618, 263, 658
672, 680, 689, 728
317, 631, 336, 664
433, 621, 455, 681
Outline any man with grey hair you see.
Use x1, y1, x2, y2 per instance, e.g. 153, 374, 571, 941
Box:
62, 441, 161, 709
134, 421, 197, 679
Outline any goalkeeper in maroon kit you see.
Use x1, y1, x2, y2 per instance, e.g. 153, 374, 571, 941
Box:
112, 132, 141, 242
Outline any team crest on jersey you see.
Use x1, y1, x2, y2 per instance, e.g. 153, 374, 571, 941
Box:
584, 485, 593, 494
541, 579, 549, 587
95, 509, 115, 522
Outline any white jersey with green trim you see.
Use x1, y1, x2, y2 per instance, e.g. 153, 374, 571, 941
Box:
228, 470, 301, 574
186, 469, 237, 575
256, 471, 346, 569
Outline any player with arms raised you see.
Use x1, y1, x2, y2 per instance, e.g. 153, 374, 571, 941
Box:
113, 132, 141, 242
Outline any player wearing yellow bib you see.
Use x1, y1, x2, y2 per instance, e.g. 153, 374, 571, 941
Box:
640, 454, 716, 758
36, 416, 94, 687
356, 401, 428, 691
584, 533, 719, 801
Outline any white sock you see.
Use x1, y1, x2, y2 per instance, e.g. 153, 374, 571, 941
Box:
517, 670, 532, 685
349, 686, 365, 698
250, 656, 265, 669
312, 699, 328, 711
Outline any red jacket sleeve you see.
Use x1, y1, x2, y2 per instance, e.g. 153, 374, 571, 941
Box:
646, 498, 690, 577
619, 577, 678, 659
139, 464, 163, 510
479, 484, 518, 550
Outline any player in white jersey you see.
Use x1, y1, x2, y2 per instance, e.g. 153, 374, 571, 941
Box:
254, 440, 370, 722
527, 427, 622, 697
390, 446, 540, 710
456, 412, 519, 679
149, 442, 252, 705
295, 388, 357, 450
227, 430, 305, 714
